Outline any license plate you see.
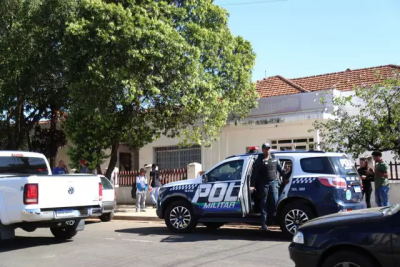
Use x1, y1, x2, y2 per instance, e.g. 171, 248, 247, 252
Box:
353, 186, 361, 193
56, 210, 76, 218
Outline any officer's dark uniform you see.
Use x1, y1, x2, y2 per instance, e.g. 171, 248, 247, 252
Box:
253, 144, 285, 230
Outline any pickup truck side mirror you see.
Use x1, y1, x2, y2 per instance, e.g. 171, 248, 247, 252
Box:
202, 174, 208, 183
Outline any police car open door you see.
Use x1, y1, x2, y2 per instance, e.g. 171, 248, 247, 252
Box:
193, 159, 244, 215
238, 157, 253, 216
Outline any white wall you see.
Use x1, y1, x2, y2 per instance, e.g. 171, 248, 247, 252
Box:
136, 120, 318, 173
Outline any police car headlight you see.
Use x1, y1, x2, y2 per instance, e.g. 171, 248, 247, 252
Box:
292, 231, 305, 244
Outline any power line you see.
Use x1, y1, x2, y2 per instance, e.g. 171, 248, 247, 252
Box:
218, 0, 288, 7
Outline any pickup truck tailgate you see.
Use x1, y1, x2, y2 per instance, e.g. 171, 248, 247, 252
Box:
35, 175, 101, 208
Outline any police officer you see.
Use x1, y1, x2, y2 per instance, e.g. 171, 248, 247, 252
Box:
253, 143, 285, 231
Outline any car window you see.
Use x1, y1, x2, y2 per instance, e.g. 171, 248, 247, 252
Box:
100, 177, 113, 190
278, 158, 293, 179
329, 157, 358, 175
300, 157, 335, 174
0, 156, 48, 175
208, 160, 244, 182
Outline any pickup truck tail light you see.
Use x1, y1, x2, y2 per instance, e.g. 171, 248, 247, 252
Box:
318, 177, 347, 189
99, 182, 103, 201
24, 184, 38, 204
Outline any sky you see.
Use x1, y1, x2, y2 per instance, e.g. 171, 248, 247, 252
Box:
214, 0, 400, 81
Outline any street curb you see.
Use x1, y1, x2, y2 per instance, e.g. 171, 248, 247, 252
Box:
113, 215, 162, 222
112, 215, 281, 230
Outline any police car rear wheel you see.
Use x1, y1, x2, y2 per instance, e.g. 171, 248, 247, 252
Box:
165, 201, 196, 233
280, 203, 315, 238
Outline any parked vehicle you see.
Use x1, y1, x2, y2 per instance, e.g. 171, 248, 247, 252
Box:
289, 204, 400, 267
0, 151, 103, 240
157, 151, 364, 237
97, 176, 116, 222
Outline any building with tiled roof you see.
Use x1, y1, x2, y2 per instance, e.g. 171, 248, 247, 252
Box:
54, 64, 399, 188
256, 65, 400, 98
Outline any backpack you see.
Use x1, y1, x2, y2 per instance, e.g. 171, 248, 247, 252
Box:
131, 183, 136, 199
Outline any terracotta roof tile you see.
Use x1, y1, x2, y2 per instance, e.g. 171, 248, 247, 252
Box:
256, 65, 400, 98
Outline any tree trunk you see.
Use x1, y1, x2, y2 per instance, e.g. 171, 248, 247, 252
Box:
14, 91, 24, 149
96, 164, 103, 175
49, 107, 58, 169
105, 139, 119, 179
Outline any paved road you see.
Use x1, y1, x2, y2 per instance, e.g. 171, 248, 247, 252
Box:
0, 221, 294, 267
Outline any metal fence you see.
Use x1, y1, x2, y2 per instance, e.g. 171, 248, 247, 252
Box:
354, 161, 399, 180
117, 168, 187, 186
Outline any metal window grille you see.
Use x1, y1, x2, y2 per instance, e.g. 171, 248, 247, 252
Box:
154, 145, 201, 170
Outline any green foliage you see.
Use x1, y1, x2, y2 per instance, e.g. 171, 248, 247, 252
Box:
0, 0, 76, 149
313, 75, 400, 158
30, 124, 67, 161
63, 0, 257, 176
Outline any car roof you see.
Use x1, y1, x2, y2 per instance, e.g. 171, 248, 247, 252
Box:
227, 151, 347, 160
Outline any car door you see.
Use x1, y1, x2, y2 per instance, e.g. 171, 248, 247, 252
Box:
195, 159, 245, 216
238, 157, 253, 216
274, 156, 294, 201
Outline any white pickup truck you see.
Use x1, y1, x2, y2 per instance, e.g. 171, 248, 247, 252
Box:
0, 151, 103, 240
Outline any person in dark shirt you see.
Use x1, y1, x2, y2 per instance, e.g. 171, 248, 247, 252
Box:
149, 164, 162, 208
253, 143, 285, 231
357, 159, 374, 208
53, 160, 69, 175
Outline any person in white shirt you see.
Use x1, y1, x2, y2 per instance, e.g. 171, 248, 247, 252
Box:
136, 168, 148, 212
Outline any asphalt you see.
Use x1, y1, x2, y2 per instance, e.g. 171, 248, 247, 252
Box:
0, 220, 294, 267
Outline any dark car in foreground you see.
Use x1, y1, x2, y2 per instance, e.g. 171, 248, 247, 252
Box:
289, 204, 400, 267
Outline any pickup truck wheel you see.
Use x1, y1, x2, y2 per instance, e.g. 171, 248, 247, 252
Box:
165, 201, 196, 234
203, 223, 224, 230
50, 227, 77, 240
279, 202, 315, 238
99, 211, 114, 222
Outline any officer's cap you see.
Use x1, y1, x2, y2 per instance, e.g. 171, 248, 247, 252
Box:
262, 143, 271, 149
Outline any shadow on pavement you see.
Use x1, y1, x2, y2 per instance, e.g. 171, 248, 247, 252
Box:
85, 220, 101, 225
115, 226, 289, 243
0, 236, 71, 252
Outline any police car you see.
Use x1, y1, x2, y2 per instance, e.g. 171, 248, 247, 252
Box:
156, 151, 365, 237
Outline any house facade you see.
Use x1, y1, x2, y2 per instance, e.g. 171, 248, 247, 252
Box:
55, 64, 400, 175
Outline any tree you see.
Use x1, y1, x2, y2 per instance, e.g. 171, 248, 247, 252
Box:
0, 0, 75, 151
63, 0, 257, 178
313, 74, 400, 159
30, 124, 67, 169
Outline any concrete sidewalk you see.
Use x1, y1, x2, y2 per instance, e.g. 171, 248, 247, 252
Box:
113, 205, 162, 222
112, 205, 281, 231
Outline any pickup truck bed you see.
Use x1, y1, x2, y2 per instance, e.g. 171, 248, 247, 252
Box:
0, 151, 103, 240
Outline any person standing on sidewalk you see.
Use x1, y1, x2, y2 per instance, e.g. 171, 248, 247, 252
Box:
253, 143, 285, 231
149, 164, 161, 208
357, 159, 374, 208
372, 151, 390, 207
136, 168, 148, 212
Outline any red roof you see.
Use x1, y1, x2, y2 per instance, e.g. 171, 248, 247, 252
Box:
256, 65, 400, 98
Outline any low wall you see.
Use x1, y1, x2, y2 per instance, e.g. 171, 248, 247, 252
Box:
116, 181, 400, 207
116, 186, 154, 206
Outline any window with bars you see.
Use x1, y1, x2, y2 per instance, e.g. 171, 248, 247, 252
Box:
154, 145, 201, 170
270, 138, 315, 151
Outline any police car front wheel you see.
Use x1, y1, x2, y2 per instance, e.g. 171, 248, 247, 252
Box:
165, 201, 197, 233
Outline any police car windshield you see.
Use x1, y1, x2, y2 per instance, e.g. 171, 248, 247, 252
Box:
330, 157, 358, 176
